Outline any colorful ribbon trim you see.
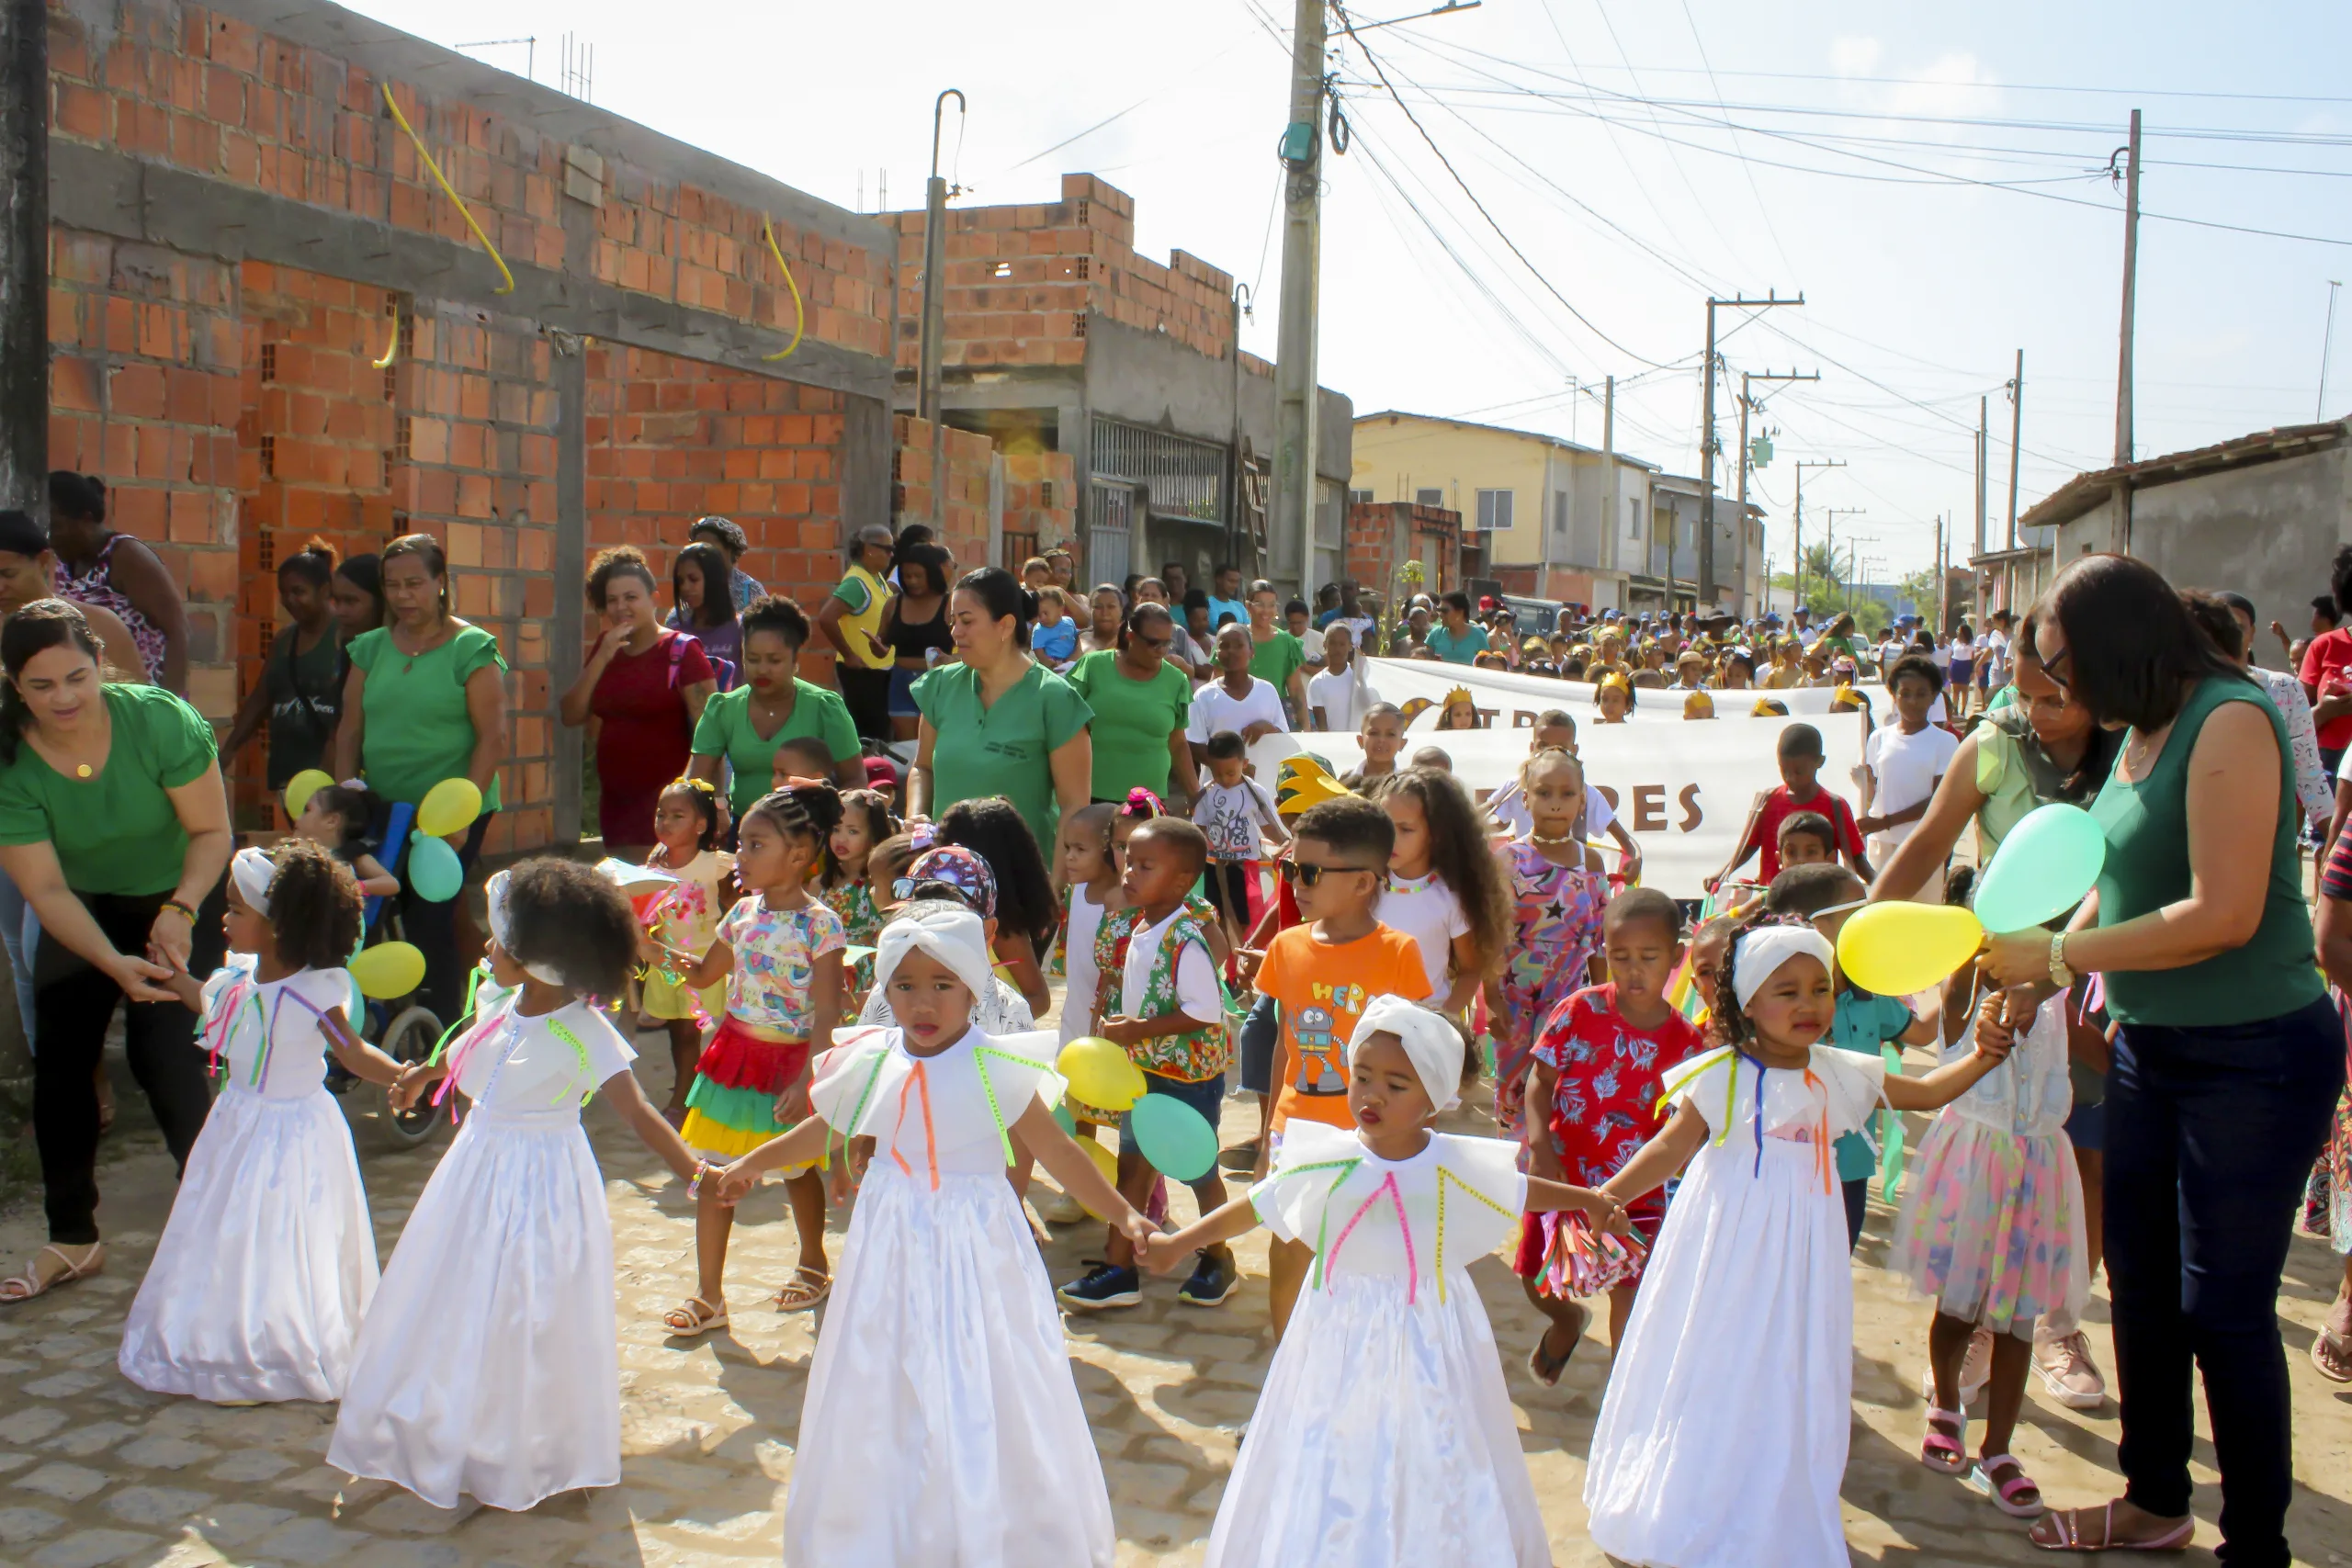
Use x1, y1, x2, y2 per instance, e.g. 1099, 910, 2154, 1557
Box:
1434, 1166, 1516, 1305
889, 1060, 940, 1191
1326, 1171, 1416, 1304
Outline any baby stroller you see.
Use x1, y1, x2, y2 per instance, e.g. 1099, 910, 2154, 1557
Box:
325, 798, 448, 1147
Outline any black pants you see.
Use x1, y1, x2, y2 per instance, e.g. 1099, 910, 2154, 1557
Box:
34, 890, 215, 1245
400, 810, 492, 1024
2107, 998, 2343, 1567
838, 666, 892, 745
1204, 860, 1257, 933
1841, 1176, 1868, 1253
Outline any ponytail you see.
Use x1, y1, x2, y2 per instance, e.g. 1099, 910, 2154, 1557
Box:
0, 600, 107, 765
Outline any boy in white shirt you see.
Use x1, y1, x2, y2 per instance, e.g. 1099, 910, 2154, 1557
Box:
1860, 653, 1960, 885
1306, 622, 1382, 732
1192, 731, 1288, 947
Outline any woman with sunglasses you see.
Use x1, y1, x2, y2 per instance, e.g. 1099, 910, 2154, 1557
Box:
1066, 602, 1193, 815
1980, 555, 2336, 1562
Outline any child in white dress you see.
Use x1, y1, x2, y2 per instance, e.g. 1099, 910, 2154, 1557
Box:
327, 859, 707, 1512
119, 843, 404, 1404
1583, 916, 2012, 1568
712, 905, 1149, 1567
1141, 997, 1624, 1568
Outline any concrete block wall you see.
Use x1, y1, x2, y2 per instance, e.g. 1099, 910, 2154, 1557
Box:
1001, 450, 1077, 556
1346, 502, 1462, 603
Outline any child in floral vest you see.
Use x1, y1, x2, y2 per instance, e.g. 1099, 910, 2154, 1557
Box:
1058, 818, 1238, 1312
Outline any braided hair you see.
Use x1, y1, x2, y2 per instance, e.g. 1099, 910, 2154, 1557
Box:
742, 777, 843, 852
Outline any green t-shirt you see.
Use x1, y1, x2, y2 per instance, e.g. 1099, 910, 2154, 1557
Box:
912, 660, 1092, 849
0, 683, 218, 895
1067, 650, 1190, 802
690, 681, 862, 818
1427, 623, 1489, 664
347, 624, 507, 810
1249, 630, 1305, 697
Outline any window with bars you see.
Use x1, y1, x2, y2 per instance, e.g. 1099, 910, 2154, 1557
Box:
1091, 416, 1224, 525
1476, 489, 1514, 531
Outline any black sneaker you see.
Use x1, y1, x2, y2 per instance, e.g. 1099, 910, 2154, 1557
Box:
1057, 1262, 1141, 1311
1177, 1247, 1238, 1307
1217, 1139, 1261, 1173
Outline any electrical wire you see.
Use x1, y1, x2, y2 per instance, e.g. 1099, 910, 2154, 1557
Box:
1671, 0, 1798, 280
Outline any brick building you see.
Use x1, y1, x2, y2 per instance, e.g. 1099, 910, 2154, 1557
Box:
38, 0, 906, 846
891, 174, 1353, 592
1343, 501, 1464, 607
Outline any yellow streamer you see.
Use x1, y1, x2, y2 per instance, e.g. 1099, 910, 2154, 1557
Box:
372, 302, 400, 369
380, 83, 514, 296
759, 218, 806, 362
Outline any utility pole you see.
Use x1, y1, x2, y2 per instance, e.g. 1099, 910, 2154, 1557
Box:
1602, 375, 1619, 583
0, 0, 44, 519
2005, 349, 2024, 549
1737, 367, 1817, 618
2113, 109, 2142, 468
2322, 280, 2344, 422
918, 89, 966, 538
1792, 457, 1844, 610
1227, 282, 1252, 570
1823, 505, 1863, 601
1973, 397, 1988, 561
1701, 293, 1802, 609
1934, 515, 1948, 634
1270, 0, 1329, 597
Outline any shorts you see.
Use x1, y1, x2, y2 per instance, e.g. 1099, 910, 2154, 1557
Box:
2064, 1098, 2104, 1154
1119, 1069, 1225, 1143
1238, 993, 1279, 1096
1842, 1176, 1868, 1253
888, 665, 923, 718
640, 966, 725, 1023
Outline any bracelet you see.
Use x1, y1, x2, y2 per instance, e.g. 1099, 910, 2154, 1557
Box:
687, 1159, 711, 1198
160, 900, 198, 923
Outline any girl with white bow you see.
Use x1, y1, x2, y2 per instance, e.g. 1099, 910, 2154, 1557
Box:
328, 859, 705, 1513
1138, 996, 1625, 1568
1581, 914, 2013, 1568
119, 840, 404, 1404
712, 904, 1149, 1567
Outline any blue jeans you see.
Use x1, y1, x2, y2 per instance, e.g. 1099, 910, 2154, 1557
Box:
0, 862, 40, 1053
2107, 998, 2343, 1566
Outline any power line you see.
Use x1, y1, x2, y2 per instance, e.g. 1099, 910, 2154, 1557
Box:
1672, 0, 1798, 280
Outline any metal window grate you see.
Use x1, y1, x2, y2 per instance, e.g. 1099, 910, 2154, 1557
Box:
1088, 481, 1133, 583
1091, 416, 1223, 524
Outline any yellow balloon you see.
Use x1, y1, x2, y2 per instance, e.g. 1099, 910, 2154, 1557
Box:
283, 769, 334, 818
416, 777, 484, 839
350, 941, 427, 1000
1835, 903, 1984, 999
1074, 1137, 1122, 1221
1057, 1036, 1145, 1114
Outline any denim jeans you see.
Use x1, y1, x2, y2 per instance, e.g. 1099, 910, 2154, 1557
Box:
0, 862, 39, 1053
2107, 998, 2344, 1566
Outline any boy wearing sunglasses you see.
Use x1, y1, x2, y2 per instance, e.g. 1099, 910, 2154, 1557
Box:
1250, 795, 1435, 1341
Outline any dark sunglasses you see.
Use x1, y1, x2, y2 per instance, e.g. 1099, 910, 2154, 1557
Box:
1281, 860, 1382, 886
1132, 631, 1171, 649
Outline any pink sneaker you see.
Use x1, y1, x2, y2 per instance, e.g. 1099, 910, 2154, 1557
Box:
1917, 1326, 1995, 1409
2033, 1330, 2107, 1409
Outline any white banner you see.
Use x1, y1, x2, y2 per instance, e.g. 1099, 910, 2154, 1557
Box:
1249, 663, 1872, 899
1361, 655, 1844, 725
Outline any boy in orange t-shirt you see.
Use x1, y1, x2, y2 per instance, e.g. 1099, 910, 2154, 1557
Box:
1251, 795, 1434, 1340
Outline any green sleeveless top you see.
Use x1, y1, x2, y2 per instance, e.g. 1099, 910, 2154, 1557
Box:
2090, 675, 2321, 1026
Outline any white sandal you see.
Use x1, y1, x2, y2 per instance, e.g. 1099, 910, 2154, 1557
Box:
0, 1243, 106, 1304
662, 1295, 729, 1337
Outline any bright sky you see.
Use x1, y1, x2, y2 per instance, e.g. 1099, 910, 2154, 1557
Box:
350, 0, 2352, 583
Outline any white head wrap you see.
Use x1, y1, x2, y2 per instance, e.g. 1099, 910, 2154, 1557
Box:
874, 904, 996, 1004
1730, 924, 1837, 1010
482, 869, 568, 987
229, 846, 277, 916
1346, 995, 1466, 1112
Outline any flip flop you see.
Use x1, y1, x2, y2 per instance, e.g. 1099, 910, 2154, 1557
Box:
1969, 1453, 2045, 1518
2030, 1503, 2194, 1552
0, 1243, 107, 1305
662, 1295, 729, 1337
1525, 1301, 1588, 1388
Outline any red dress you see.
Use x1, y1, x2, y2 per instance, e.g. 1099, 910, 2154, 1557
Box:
591, 629, 712, 846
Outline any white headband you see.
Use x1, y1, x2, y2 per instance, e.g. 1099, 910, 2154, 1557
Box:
874, 904, 996, 1003
229, 846, 277, 917
482, 870, 568, 988
1731, 924, 1837, 1010
1346, 995, 1465, 1112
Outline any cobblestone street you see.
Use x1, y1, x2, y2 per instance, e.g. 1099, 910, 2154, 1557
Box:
3, 1032, 2349, 1567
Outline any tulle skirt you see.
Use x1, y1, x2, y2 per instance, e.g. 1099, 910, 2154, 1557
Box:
1890, 1114, 2086, 1337
783, 1165, 1113, 1567
118, 1084, 378, 1404
326, 1106, 618, 1511
1204, 1269, 1546, 1568
1585, 1134, 1853, 1568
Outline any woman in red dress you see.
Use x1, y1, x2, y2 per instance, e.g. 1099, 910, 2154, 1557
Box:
560, 546, 718, 855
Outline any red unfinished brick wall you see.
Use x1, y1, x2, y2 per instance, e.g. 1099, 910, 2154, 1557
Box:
892, 416, 997, 572
1001, 451, 1077, 558
1347, 502, 1462, 604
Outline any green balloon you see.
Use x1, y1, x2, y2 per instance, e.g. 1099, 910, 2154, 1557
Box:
1052, 1102, 1077, 1136
1973, 803, 2105, 934
1127, 1092, 1219, 1183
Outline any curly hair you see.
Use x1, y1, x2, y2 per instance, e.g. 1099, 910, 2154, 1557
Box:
657, 776, 722, 852
1379, 767, 1510, 987
267, 839, 364, 972
1708, 909, 1825, 1047
939, 795, 1057, 953
744, 778, 843, 851
740, 593, 812, 651
500, 856, 639, 998
586, 544, 657, 610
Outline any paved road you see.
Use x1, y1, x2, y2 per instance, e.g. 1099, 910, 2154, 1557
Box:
3, 1027, 2349, 1567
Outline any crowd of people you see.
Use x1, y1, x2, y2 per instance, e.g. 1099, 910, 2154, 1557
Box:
0, 491, 2345, 1568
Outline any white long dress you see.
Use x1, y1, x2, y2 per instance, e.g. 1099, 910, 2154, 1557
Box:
1584, 1044, 1888, 1568
783, 1024, 1112, 1567
1209, 1122, 1544, 1568
118, 958, 374, 1404
326, 997, 635, 1511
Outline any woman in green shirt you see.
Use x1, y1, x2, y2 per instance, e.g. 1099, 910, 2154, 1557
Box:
910, 568, 1092, 850
331, 534, 507, 1022
0, 602, 230, 1303
687, 595, 864, 821
1067, 603, 1193, 811
1245, 580, 1309, 727
1981, 556, 2337, 1562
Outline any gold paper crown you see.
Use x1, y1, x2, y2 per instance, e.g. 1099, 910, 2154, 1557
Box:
1275, 754, 1356, 816
1683, 691, 1716, 718
1442, 684, 1475, 707
1751, 697, 1790, 716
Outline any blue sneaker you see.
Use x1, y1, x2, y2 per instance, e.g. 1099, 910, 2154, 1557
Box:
1057, 1262, 1141, 1311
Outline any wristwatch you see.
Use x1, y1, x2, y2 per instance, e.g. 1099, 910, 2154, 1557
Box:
2047, 932, 2075, 989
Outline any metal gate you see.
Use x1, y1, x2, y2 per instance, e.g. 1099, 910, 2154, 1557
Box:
1088, 481, 1134, 585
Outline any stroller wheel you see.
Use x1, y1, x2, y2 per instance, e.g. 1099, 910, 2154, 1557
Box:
376, 1004, 447, 1147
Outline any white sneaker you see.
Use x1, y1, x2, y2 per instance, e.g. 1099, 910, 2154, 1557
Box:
1040, 1189, 1087, 1225
1918, 1326, 1995, 1410
2032, 1330, 2107, 1409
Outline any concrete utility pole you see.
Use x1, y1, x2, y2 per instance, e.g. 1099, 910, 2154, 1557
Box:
1935, 515, 1947, 633
1602, 375, 1619, 582
1792, 457, 1844, 609
1227, 282, 1252, 567
1269, 0, 1329, 597
1823, 504, 1863, 598
1974, 397, 1988, 560
2005, 349, 2024, 549
1737, 367, 1818, 616
2113, 109, 2142, 468
1700, 293, 1803, 607
919, 90, 966, 538
0, 0, 45, 519
2322, 280, 2343, 422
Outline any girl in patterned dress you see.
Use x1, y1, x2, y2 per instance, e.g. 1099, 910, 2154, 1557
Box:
636, 776, 732, 1126
656, 781, 848, 1333
820, 786, 897, 1006
1486, 746, 1607, 1136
